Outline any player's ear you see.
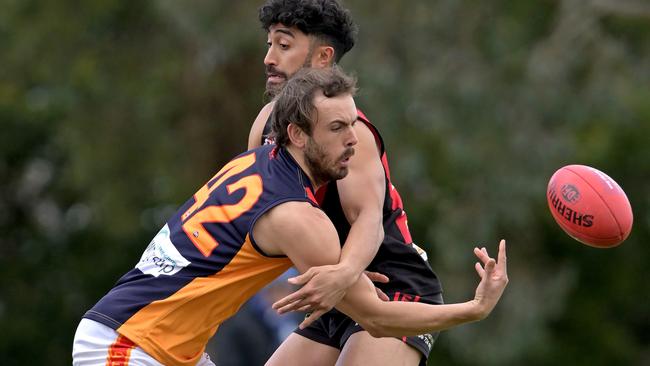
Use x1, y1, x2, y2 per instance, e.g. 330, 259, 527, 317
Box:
287, 123, 307, 148
314, 46, 335, 67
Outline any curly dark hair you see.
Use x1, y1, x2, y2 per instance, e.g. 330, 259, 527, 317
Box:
259, 0, 357, 63
270, 67, 357, 147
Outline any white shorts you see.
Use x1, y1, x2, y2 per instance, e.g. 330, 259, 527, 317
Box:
72, 318, 215, 366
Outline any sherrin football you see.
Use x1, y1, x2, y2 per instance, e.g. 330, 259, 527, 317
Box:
547, 165, 633, 248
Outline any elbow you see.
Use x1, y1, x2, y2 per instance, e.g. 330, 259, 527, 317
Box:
357, 316, 391, 338
358, 320, 384, 338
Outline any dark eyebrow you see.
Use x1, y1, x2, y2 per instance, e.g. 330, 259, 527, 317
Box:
273, 28, 295, 38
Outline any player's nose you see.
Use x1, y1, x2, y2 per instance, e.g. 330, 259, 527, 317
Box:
345, 126, 358, 147
264, 47, 276, 66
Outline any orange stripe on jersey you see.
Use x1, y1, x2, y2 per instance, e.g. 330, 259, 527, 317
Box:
117, 236, 291, 366
106, 335, 136, 366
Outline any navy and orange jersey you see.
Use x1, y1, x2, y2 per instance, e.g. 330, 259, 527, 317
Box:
83, 144, 318, 366
262, 109, 442, 296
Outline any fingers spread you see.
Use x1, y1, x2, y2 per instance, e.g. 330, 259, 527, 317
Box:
475, 262, 485, 278
275, 298, 306, 314
376, 287, 389, 301
297, 304, 312, 312
484, 258, 496, 274
365, 271, 390, 283
272, 288, 308, 310
288, 269, 315, 286
498, 239, 507, 272
474, 247, 489, 264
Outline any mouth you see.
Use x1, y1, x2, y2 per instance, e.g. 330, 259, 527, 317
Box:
266, 68, 287, 84
266, 74, 285, 84
339, 149, 355, 166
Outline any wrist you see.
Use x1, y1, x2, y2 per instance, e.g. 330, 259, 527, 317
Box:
336, 262, 363, 284
468, 299, 488, 321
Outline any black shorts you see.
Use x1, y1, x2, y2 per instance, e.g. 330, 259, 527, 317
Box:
295, 241, 444, 365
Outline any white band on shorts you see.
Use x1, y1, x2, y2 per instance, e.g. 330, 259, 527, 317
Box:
72, 318, 215, 366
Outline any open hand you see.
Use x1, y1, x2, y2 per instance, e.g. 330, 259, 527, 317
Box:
472, 239, 509, 319
272, 264, 356, 328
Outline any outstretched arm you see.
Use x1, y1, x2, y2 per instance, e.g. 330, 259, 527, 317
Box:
255, 202, 509, 335
332, 240, 508, 337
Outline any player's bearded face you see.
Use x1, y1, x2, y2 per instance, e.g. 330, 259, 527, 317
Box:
265, 48, 314, 98
304, 136, 354, 185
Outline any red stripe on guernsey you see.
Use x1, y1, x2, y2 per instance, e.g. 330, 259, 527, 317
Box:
305, 187, 319, 205
106, 335, 136, 366
314, 184, 328, 205
389, 184, 412, 244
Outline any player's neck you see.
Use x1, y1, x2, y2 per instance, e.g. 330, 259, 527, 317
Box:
285, 145, 326, 191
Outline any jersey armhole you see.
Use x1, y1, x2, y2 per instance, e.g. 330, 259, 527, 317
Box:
247, 198, 320, 257
356, 109, 385, 156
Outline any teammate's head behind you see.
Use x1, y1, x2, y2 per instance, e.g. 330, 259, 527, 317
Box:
259, 0, 357, 98
271, 67, 358, 185
259, 0, 357, 63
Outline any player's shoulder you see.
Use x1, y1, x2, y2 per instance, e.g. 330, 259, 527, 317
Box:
254, 201, 335, 254
257, 101, 275, 124
249, 102, 277, 149
264, 201, 329, 229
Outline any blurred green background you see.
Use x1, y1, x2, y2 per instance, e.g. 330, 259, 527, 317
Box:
1, 0, 649, 365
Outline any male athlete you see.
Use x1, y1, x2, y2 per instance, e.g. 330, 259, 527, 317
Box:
249, 1, 486, 365
72, 68, 508, 366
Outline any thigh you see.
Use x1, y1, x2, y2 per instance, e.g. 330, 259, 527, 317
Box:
336, 332, 421, 366
266, 333, 340, 366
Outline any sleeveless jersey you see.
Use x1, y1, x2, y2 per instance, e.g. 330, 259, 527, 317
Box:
84, 145, 318, 366
262, 110, 442, 296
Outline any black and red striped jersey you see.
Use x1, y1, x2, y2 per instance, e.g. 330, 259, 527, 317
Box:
262, 109, 442, 296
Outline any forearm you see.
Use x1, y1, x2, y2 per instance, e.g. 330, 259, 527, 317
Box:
338, 210, 384, 280
361, 300, 482, 337
336, 275, 483, 338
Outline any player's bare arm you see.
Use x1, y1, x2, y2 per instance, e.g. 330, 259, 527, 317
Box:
329, 240, 509, 337
252, 201, 344, 324
274, 120, 388, 313
255, 201, 509, 335
248, 101, 275, 150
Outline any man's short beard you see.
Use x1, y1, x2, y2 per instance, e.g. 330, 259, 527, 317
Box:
264, 50, 314, 101
264, 82, 284, 101
304, 138, 348, 187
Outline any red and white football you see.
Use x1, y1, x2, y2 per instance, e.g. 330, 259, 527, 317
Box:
547, 165, 633, 248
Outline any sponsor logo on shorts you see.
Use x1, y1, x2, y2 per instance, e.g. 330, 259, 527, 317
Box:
136, 224, 191, 277
418, 333, 434, 351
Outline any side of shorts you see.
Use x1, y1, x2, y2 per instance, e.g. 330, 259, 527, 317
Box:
72, 318, 215, 366
340, 291, 444, 365
293, 312, 342, 350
